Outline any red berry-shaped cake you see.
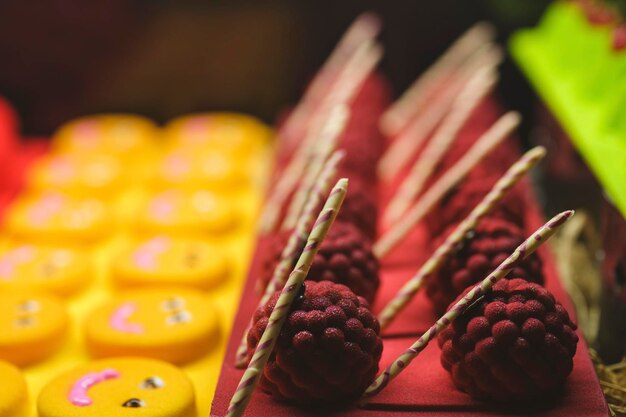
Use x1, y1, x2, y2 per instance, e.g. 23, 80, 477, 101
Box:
247, 280, 383, 404
257, 221, 380, 304
426, 216, 544, 314
438, 278, 579, 402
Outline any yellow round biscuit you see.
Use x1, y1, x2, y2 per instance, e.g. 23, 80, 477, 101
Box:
4, 192, 111, 243
52, 114, 158, 158
0, 293, 68, 366
113, 236, 229, 290
0, 244, 91, 297
0, 361, 28, 417
153, 149, 249, 191
163, 112, 271, 157
28, 154, 126, 196
136, 190, 237, 235
85, 288, 220, 364
37, 357, 196, 417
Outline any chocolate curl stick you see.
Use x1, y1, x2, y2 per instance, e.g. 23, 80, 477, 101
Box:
377, 146, 546, 330
373, 111, 521, 259
258, 41, 381, 234
383, 67, 497, 226
377, 44, 503, 182
380, 22, 495, 137
281, 106, 349, 230
227, 179, 348, 417
279, 13, 380, 146
360, 209, 575, 404
234, 151, 346, 367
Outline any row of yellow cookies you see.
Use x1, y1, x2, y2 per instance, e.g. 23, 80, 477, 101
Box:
0, 113, 272, 417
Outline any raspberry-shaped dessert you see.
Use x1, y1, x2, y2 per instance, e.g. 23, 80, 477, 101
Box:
438, 278, 579, 402
257, 221, 380, 304
426, 216, 544, 314
425, 175, 525, 238
336, 178, 378, 239
247, 280, 383, 404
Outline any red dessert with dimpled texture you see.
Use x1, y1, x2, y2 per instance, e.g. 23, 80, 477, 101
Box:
438, 278, 579, 402
246, 280, 383, 404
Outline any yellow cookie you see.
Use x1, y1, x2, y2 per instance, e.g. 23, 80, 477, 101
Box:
0, 293, 68, 366
163, 113, 271, 157
0, 244, 90, 297
52, 114, 158, 158
37, 357, 196, 417
112, 236, 229, 290
153, 149, 249, 191
4, 192, 111, 242
28, 154, 126, 196
136, 190, 237, 235
85, 288, 220, 364
0, 361, 28, 417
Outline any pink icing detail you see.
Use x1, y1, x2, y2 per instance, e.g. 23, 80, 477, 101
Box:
28, 194, 64, 225
0, 246, 35, 280
149, 194, 175, 220
69, 368, 120, 406
109, 302, 144, 334
132, 237, 170, 270
183, 117, 212, 144
73, 121, 101, 148
48, 158, 74, 181
163, 154, 190, 180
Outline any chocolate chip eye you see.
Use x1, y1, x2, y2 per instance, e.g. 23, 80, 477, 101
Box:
41, 263, 57, 277
140, 376, 165, 389
160, 297, 185, 311
184, 252, 199, 267
166, 310, 192, 325
122, 398, 145, 408
17, 300, 40, 313
14, 316, 35, 327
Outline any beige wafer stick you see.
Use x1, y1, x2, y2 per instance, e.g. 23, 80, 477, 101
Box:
235, 151, 346, 367
374, 111, 521, 258
360, 210, 575, 404
378, 44, 503, 181
281, 106, 349, 230
258, 41, 381, 234
380, 22, 495, 137
226, 179, 348, 417
377, 146, 546, 330
279, 13, 381, 150
383, 67, 497, 226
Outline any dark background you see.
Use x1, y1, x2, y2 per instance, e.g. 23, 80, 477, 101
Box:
0, 0, 549, 135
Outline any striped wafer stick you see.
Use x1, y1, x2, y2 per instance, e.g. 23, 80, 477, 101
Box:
377, 146, 546, 330
359, 209, 575, 404
234, 151, 346, 367
380, 21, 495, 137
227, 179, 348, 417
374, 111, 521, 259
281, 106, 348, 230
383, 66, 497, 226
378, 44, 503, 182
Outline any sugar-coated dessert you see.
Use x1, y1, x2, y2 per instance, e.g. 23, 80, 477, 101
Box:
257, 221, 380, 304
246, 281, 383, 404
335, 177, 378, 239
37, 357, 196, 417
85, 288, 219, 364
0, 293, 68, 366
0, 360, 28, 417
438, 278, 578, 401
426, 216, 544, 314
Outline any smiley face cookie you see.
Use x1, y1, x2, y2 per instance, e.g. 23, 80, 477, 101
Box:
37, 357, 196, 417
85, 288, 219, 364
0, 293, 68, 366
136, 190, 237, 235
0, 361, 28, 417
0, 244, 90, 297
29, 154, 125, 196
4, 192, 110, 242
112, 236, 229, 290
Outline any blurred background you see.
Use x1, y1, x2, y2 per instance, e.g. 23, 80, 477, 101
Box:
0, 0, 549, 135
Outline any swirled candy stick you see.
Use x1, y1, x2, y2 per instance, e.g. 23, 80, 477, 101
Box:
359, 210, 575, 404
234, 151, 345, 367
377, 146, 546, 330
227, 179, 348, 417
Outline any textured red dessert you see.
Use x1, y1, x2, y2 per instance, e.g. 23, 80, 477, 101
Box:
425, 174, 526, 238
336, 177, 378, 238
246, 280, 383, 404
438, 278, 579, 402
257, 221, 380, 304
426, 216, 544, 314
